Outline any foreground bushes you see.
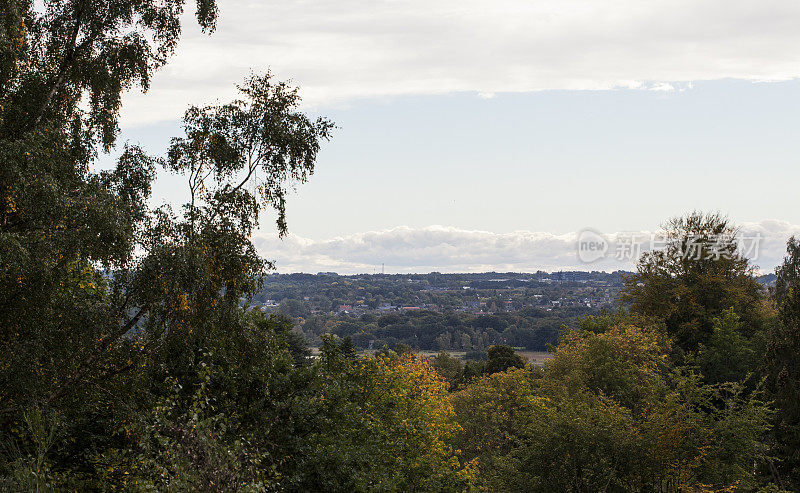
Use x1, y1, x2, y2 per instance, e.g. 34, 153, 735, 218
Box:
2, 316, 776, 492
452, 324, 772, 492
0, 314, 475, 491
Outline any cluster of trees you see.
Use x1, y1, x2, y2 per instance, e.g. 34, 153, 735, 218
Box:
297, 308, 590, 351
451, 324, 771, 491
3, 1, 800, 491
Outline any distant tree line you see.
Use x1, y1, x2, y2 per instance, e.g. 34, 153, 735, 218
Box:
295, 307, 592, 352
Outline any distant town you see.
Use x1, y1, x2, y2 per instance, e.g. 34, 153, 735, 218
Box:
250, 270, 628, 317
245, 271, 628, 352
246, 270, 777, 354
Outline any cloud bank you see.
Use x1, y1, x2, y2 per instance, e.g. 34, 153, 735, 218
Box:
253, 220, 800, 274
122, 0, 800, 126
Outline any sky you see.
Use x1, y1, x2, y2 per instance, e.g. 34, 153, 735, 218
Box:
104, 0, 800, 273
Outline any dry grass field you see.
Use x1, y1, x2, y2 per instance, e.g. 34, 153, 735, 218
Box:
310, 348, 555, 366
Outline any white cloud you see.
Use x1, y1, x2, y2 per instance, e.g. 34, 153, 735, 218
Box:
252, 221, 800, 274
648, 83, 675, 92
740, 220, 800, 271
121, 0, 800, 126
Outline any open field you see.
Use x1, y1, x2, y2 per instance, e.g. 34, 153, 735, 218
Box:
412, 350, 553, 366
310, 347, 554, 366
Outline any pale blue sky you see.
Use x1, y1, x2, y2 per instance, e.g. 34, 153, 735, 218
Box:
113, 79, 800, 236
101, 0, 800, 272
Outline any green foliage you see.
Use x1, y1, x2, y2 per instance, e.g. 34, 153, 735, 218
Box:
1, 0, 218, 147
340, 335, 357, 359
451, 368, 541, 481
454, 323, 773, 492
167, 72, 333, 236
621, 212, 764, 351
1, 0, 226, 429
578, 306, 638, 334
695, 308, 759, 385
393, 342, 413, 356
122, 359, 273, 491
433, 351, 464, 391
462, 360, 486, 383
298, 308, 573, 352
765, 237, 800, 488
296, 347, 475, 491
0, 407, 59, 492
484, 344, 526, 375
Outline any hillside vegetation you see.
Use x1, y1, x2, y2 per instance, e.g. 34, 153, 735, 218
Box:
2, 2, 800, 491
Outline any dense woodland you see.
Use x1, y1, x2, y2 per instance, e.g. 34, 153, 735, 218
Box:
295, 308, 585, 353
3, 1, 800, 491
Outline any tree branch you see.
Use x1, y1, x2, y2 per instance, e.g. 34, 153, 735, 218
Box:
42, 305, 148, 406
32, 6, 85, 128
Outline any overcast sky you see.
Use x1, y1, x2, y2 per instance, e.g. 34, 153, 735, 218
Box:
109, 0, 800, 273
